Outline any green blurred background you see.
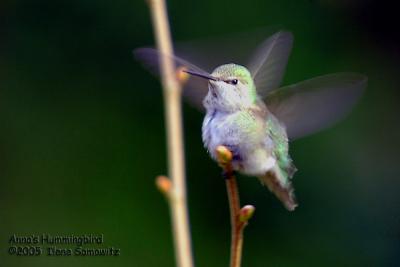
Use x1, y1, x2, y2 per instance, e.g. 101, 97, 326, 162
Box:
2, 0, 400, 266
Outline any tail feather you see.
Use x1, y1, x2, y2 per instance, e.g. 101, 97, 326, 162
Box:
260, 167, 298, 211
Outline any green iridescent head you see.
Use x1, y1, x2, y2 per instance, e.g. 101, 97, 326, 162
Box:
203, 64, 257, 111
211, 64, 254, 85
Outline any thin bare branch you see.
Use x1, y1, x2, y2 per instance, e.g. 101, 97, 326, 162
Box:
147, 0, 194, 266
216, 146, 255, 267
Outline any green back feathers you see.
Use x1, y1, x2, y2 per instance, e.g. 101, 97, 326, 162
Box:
267, 116, 297, 179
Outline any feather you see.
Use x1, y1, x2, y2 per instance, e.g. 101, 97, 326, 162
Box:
259, 166, 298, 211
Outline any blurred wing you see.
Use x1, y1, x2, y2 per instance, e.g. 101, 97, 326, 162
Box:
265, 73, 367, 140
247, 31, 293, 98
133, 48, 210, 110
134, 28, 288, 110
175, 27, 282, 73
171, 27, 286, 107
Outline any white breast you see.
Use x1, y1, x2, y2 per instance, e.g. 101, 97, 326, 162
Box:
202, 109, 276, 175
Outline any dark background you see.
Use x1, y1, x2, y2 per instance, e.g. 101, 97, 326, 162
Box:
1, 0, 400, 266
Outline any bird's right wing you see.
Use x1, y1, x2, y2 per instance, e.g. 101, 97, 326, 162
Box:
134, 48, 211, 111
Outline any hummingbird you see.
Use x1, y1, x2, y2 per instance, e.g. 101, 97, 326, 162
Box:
134, 31, 367, 211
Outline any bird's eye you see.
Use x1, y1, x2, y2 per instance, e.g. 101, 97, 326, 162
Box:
226, 79, 238, 85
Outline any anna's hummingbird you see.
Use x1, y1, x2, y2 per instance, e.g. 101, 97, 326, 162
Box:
134, 31, 367, 211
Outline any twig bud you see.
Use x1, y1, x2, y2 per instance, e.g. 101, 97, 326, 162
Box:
176, 66, 190, 84
239, 205, 255, 222
156, 175, 172, 197
216, 145, 233, 166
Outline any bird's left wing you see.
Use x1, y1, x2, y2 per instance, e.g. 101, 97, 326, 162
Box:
247, 31, 293, 98
265, 73, 367, 140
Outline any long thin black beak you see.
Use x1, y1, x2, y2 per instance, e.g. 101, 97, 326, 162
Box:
182, 69, 218, 81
